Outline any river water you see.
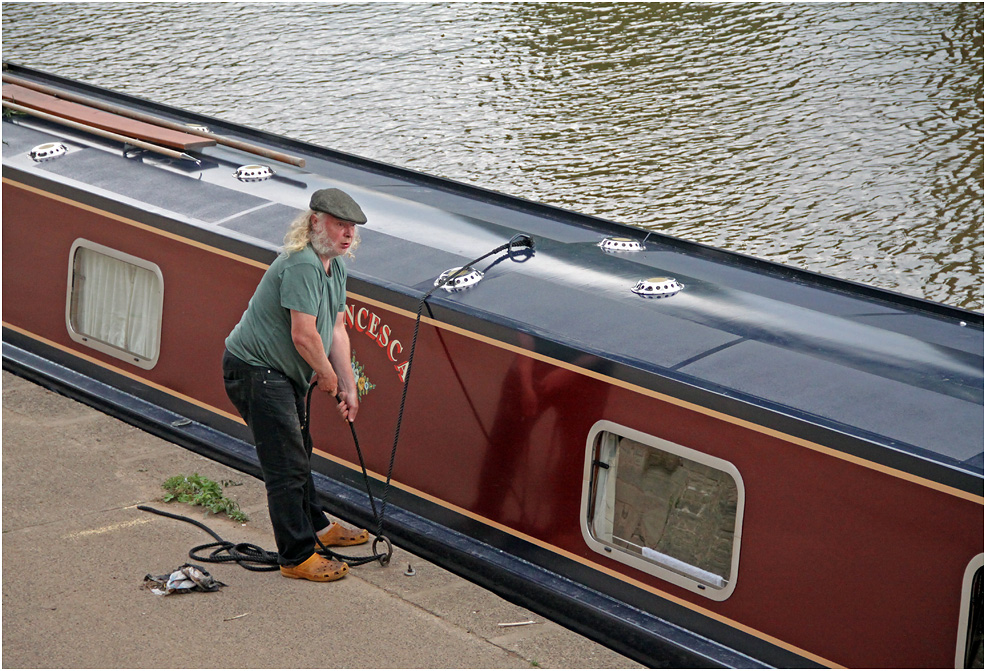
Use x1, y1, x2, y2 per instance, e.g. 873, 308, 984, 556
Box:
3, 2, 983, 311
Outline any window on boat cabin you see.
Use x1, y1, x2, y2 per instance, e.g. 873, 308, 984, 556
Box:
66, 240, 164, 369
957, 557, 984, 669
581, 420, 744, 601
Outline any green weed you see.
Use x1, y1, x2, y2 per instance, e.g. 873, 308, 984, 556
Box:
162, 473, 249, 522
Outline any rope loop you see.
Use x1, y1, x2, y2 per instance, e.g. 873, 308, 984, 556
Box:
372, 535, 393, 566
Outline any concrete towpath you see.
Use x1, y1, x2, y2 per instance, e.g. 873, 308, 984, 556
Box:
2, 370, 641, 669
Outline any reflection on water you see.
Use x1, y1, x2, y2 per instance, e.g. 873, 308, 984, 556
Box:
3, 2, 982, 310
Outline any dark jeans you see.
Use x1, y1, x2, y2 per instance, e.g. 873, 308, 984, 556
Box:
222, 349, 330, 566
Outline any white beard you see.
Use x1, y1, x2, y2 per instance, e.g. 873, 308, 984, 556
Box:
310, 226, 333, 256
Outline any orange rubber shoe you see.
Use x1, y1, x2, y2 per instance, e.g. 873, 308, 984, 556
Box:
316, 521, 369, 548
280, 553, 348, 582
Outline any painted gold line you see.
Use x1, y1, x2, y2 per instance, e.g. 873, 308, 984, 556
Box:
2, 322, 245, 425
3, 178, 268, 269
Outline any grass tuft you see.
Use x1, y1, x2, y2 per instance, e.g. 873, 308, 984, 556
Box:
162, 473, 249, 522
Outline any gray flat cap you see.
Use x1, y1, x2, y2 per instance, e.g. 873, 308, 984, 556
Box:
309, 188, 367, 224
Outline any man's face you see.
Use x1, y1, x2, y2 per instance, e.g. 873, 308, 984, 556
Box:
311, 213, 356, 257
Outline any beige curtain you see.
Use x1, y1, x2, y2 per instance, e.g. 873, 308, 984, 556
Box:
71, 247, 161, 360
590, 432, 620, 544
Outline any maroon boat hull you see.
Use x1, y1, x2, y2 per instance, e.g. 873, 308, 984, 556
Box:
4, 176, 981, 668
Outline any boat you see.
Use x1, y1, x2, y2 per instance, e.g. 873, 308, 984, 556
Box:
3, 62, 983, 669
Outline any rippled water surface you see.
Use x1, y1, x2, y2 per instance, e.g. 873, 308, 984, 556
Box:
3, 2, 982, 310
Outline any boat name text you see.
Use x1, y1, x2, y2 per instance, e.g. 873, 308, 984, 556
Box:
344, 303, 409, 382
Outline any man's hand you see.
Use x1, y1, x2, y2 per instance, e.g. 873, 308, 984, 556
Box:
335, 388, 359, 423
313, 369, 339, 397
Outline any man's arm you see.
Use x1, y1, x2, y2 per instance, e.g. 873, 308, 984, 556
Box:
328, 310, 359, 421
290, 309, 337, 395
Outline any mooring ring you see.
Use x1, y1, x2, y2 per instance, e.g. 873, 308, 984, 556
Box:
372, 535, 393, 566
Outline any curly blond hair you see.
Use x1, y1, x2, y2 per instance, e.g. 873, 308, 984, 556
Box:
282, 209, 360, 258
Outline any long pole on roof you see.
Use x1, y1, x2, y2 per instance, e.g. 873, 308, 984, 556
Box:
2, 73, 306, 168
3, 100, 199, 163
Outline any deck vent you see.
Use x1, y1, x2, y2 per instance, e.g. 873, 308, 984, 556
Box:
435, 266, 484, 292
631, 277, 682, 299
185, 123, 211, 133
599, 237, 644, 253
29, 142, 68, 162
234, 164, 275, 182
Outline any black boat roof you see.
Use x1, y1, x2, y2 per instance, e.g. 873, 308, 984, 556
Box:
3, 64, 983, 495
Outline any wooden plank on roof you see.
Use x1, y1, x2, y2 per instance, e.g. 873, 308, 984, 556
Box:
1, 83, 217, 151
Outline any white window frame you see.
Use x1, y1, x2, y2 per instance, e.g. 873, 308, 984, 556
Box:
65, 239, 164, 370
580, 419, 745, 601
955, 554, 984, 669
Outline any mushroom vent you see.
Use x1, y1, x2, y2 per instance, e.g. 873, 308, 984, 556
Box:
599, 237, 644, 253
631, 277, 683, 299
30, 142, 68, 162
234, 164, 274, 182
435, 266, 484, 292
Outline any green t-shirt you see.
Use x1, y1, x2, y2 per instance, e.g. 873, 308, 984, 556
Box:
226, 245, 347, 394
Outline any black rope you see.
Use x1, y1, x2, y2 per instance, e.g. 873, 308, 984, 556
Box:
138, 504, 280, 571
302, 385, 392, 565
379, 235, 535, 532
305, 234, 534, 541
305, 387, 381, 526
304, 385, 392, 564
138, 505, 384, 569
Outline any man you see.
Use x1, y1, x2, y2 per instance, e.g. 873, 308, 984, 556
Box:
222, 188, 369, 582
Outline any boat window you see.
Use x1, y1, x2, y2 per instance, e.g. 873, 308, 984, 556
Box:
957, 556, 984, 669
581, 420, 744, 601
65, 240, 164, 369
